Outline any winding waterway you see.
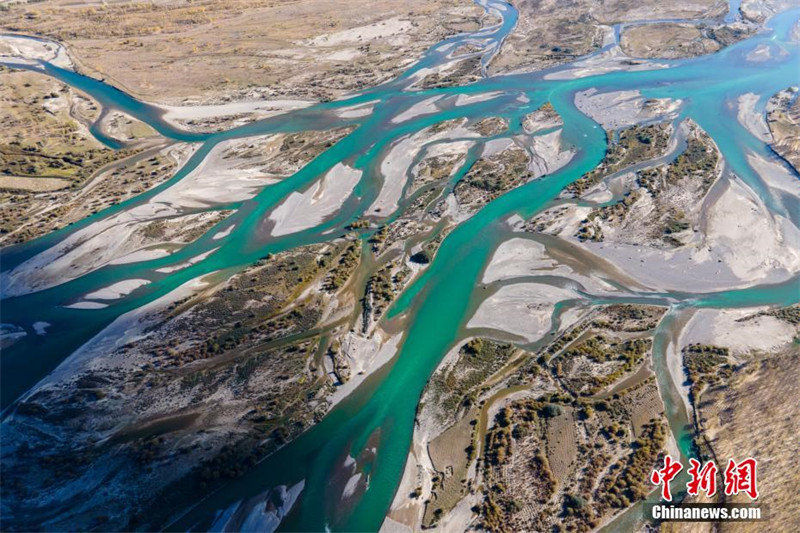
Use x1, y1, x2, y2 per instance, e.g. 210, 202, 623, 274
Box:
2, 1, 800, 530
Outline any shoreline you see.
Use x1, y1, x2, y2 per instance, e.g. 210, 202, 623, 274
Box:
2, 2, 800, 532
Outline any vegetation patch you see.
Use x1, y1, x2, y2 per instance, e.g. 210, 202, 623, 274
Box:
565, 123, 671, 197
426, 338, 518, 426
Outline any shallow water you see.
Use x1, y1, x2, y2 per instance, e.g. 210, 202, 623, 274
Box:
1, 3, 799, 530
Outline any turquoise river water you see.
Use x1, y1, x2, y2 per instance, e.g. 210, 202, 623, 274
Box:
1, 1, 799, 530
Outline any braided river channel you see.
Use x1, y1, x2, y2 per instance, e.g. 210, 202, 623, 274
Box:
2, 1, 800, 530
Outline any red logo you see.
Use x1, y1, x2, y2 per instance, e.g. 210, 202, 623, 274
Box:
650, 456, 759, 501
650, 455, 683, 501
724, 458, 759, 500
686, 458, 718, 497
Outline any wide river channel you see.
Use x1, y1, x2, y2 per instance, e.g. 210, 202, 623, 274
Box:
2, 1, 800, 530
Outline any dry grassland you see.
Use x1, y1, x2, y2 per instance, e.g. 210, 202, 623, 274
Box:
1, 0, 483, 104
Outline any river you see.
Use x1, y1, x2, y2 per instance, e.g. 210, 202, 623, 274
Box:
1, 1, 799, 531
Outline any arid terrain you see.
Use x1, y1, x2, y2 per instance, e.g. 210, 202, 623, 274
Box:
661, 305, 800, 533
1, 0, 799, 531
386, 305, 671, 532
489, 0, 736, 75
767, 87, 800, 172
0, 0, 483, 105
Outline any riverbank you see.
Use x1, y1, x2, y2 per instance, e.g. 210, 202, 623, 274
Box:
1, 2, 800, 532
0, 0, 484, 106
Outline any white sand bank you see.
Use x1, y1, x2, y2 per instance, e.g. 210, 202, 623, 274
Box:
328, 333, 402, 406
108, 247, 171, 266
212, 225, 235, 240
747, 152, 800, 196
527, 129, 575, 177
574, 88, 681, 129
84, 279, 150, 300
392, 95, 443, 123
29, 277, 211, 389
736, 93, 771, 142
482, 137, 515, 157
64, 301, 109, 310
269, 163, 361, 236
337, 100, 379, 118
161, 137, 284, 209
307, 17, 413, 47
155, 248, 218, 274
482, 237, 621, 294
681, 308, 798, 356
33, 321, 50, 335
368, 121, 478, 217
454, 91, 502, 107
1, 206, 215, 297
0, 34, 72, 69
482, 238, 556, 283
467, 283, 578, 342
545, 46, 667, 80
578, 177, 800, 292
1, 133, 296, 297
160, 99, 313, 128
210, 481, 305, 533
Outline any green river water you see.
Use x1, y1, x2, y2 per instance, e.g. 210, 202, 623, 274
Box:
1, 2, 800, 530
